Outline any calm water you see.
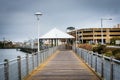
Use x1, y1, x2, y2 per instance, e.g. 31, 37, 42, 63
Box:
0, 49, 26, 62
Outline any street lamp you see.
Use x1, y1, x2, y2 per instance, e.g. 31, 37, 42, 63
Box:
35, 12, 42, 53
101, 18, 112, 44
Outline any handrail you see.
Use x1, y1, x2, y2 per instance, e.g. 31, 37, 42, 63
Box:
9, 58, 18, 62
112, 58, 120, 64
73, 46, 120, 80
0, 46, 58, 80
0, 62, 5, 65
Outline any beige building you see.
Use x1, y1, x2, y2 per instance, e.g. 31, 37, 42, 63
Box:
68, 24, 120, 44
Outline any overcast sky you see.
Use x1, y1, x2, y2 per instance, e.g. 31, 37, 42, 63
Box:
0, 0, 120, 42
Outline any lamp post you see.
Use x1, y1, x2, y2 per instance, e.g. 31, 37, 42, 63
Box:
35, 12, 42, 53
76, 29, 77, 47
101, 18, 112, 44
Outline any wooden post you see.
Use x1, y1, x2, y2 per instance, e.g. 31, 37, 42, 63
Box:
17, 56, 22, 80
4, 59, 9, 80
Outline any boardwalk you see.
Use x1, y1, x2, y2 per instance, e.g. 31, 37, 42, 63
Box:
26, 50, 101, 80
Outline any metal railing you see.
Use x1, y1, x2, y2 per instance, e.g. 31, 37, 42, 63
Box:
73, 46, 120, 80
0, 46, 58, 80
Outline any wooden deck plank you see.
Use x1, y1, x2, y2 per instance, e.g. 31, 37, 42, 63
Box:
26, 50, 101, 80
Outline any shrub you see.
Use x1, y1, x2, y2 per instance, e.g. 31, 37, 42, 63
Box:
114, 53, 120, 60
92, 44, 106, 54
92, 47, 98, 52
112, 49, 120, 55
104, 50, 113, 57
78, 44, 93, 51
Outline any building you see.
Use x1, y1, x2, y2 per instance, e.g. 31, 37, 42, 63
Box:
68, 24, 120, 44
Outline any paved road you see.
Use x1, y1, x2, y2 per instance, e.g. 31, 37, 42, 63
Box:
26, 50, 101, 80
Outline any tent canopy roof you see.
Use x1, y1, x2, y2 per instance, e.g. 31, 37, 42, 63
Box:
40, 28, 75, 39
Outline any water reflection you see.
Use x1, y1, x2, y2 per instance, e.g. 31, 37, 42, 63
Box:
0, 49, 26, 62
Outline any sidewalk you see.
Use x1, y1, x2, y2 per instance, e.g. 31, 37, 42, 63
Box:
26, 50, 101, 80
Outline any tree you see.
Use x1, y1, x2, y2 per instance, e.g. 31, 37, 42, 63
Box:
0, 41, 4, 48
66, 27, 75, 32
110, 37, 120, 45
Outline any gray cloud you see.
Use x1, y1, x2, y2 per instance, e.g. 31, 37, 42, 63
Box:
0, 0, 120, 41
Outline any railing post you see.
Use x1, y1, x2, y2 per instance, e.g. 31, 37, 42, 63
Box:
79, 49, 81, 57
85, 51, 87, 62
77, 48, 78, 56
50, 48, 51, 56
52, 47, 53, 53
48, 49, 49, 57
37, 52, 39, 66
87, 52, 89, 64
82, 50, 84, 59
44, 50, 46, 60
76, 48, 78, 54
43, 51, 44, 62
91, 53, 93, 68
75, 48, 77, 54
110, 57, 113, 80
39, 52, 41, 64
77, 48, 79, 56
47, 50, 49, 58
95, 54, 97, 72
83, 50, 86, 63
17, 56, 22, 80
46, 49, 48, 58
101, 55, 104, 78
32, 53, 34, 69
44, 50, 45, 60
4, 59, 9, 80
40, 52, 42, 63
26, 54, 29, 75
42, 51, 44, 62
81, 49, 83, 59
45, 50, 46, 60
42, 53, 43, 63
46, 50, 47, 58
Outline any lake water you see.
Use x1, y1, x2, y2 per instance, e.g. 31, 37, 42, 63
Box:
0, 49, 26, 62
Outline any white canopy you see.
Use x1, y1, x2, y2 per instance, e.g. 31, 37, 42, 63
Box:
40, 28, 74, 39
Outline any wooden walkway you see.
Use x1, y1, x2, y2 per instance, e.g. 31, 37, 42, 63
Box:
26, 50, 101, 80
